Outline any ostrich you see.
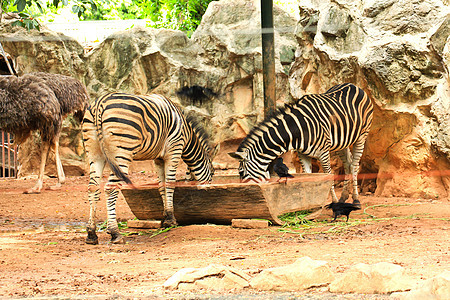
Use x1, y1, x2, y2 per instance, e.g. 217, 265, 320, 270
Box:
0, 72, 89, 193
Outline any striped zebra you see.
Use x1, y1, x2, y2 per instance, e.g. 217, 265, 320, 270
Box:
229, 83, 373, 206
82, 92, 216, 244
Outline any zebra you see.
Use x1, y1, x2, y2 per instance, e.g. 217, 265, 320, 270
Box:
82, 92, 216, 244
229, 83, 373, 206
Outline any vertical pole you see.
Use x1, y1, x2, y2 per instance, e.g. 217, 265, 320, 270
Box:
7, 133, 12, 177
13, 134, 18, 178
261, 0, 276, 118
261, 0, 277, 175
1, 131, 4, 178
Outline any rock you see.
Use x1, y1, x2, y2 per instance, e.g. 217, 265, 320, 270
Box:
292, 0, 450, 197
231, 219, 269, 229
329, 262, 417, 294
163, 264, 250, 291
127, 220, 161, 229
0, 23, 87, 77
86, 0, 298, 146
390, 270, 450, 299
250, 256, 334, 291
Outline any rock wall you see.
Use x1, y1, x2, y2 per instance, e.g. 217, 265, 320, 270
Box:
290, 0, 450, 197
0, 0, 449, 197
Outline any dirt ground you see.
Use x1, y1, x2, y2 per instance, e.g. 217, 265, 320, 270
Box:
0, 173, 449, 299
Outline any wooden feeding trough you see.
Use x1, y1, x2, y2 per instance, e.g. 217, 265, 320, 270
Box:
122, 174, 333, 226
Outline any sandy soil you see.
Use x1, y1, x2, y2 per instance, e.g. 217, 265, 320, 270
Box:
0, 174, 449, 299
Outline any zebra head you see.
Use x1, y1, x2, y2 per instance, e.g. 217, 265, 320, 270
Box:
229, 151, 270, 183
185, 142, 218, 184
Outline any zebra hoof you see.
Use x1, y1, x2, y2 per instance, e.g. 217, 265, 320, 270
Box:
24, 188, 41, 194
162, 218, 177, 228
85, 232, 99, 245
109, 232, 125, 244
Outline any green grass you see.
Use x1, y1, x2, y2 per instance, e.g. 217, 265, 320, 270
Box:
276, 205, 449, 239
97, 220, 128, 231
278, 210, 317, 228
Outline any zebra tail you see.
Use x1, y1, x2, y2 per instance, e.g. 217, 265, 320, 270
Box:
94, 108, 136, 189
101, 145, 137, 189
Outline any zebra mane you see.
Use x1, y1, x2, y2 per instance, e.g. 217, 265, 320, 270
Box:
184, 112, 212, 152
237, 106, 290, 152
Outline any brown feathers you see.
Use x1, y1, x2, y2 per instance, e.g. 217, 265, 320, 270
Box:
0, 72, 89, 193
0, 72, 88, 144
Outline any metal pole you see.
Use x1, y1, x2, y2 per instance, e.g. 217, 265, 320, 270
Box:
2, 131, 5, 178
261, 0, 276, 118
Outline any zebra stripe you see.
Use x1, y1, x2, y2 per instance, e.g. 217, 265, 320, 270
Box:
229, 83, 373, 205
82, 92, 215, 244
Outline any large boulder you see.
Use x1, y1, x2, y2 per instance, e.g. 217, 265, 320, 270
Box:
391, 270, 450, 299
163, 264, 250, 291
250, 256, 335, 291
329, 262, 417, 294
85, 0, 298, 144
0, 23, 87, 81
291, 0, 450, 197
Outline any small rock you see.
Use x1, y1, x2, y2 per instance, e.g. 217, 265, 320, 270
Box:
329, 262, 418, 294
127, 220, 161, 229
250, 256, 334, 291
163, 264, 250, 291
231, 219, 269, 229
391, 270, 450, 299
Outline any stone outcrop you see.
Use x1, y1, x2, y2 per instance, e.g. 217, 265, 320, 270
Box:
291, 0, 450, 197
391, 270, 450, 299
163, 264, 250, 291
1, 0, 449, 197
83, 0, 298, 144
329, 262, 417, 294
250, 256, 335, 291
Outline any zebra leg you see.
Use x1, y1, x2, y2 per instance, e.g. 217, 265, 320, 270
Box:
104, 174, 125, 244
318, 152, 339, 203
349, 135, 368, 206
297, 152, 312, 173
83, 116, 105, 245
86, 158, 106, 245
336, 149, 353, 203
155, 157, 179, 228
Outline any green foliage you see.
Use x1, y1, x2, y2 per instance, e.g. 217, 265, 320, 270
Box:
71, 0, 99, 18
75, 0, 216, 35
141, 0, 214, 36
1, 0, 215, 35
0, 0, 103, 30
11, 11, 40, 29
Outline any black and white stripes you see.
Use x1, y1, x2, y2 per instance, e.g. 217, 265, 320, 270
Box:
82, 92, 215, 244
229, 83, 373, 205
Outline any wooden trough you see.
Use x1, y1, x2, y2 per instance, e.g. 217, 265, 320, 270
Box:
122, 174, 333, 226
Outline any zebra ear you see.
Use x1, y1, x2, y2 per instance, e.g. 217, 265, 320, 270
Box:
228, 151, 246, 160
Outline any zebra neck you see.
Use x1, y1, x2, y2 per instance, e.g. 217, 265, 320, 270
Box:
182, 132, 209, 175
